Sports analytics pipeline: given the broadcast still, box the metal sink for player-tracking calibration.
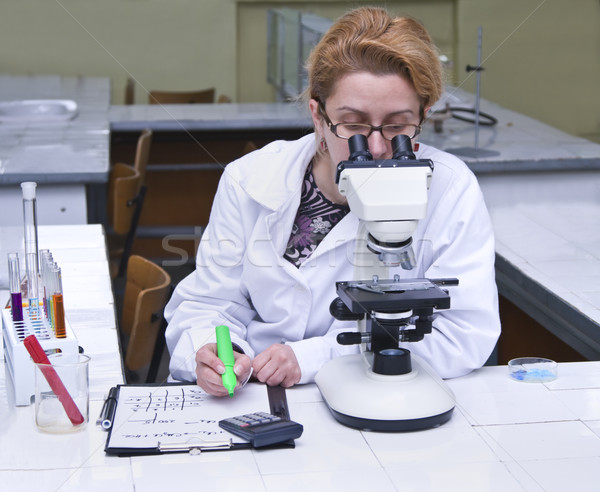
[0,99,78,122]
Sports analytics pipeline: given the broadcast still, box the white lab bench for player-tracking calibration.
[2,224,600,492]
[0,223,599,491]
[479,170,600,358]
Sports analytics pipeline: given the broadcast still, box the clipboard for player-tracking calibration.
[103,382,296,456]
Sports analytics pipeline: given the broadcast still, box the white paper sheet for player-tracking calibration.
[106,383,270,451]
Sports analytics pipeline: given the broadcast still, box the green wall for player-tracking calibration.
[1,0,598,142]
[456,0,600,143]
[0,0,239,105]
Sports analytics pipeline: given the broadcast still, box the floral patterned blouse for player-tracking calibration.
[284,162,350,267]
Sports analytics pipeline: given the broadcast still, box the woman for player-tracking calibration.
[164,7,500,396]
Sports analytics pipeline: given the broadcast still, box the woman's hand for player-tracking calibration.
[195,343,252,397]
[252,343,301,388]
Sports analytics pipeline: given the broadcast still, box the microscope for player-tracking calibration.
[315,134,457,432]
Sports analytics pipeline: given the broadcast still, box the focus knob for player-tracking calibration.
[329,297,363,321]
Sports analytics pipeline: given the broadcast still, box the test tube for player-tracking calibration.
[39,249,52,321]
[21,182,39,273]
[21,182,40,320]
[47,262,58,333]
[53,266,66,338]
[8,253,23,322]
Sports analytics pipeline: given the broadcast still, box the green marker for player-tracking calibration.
[216,325,236,397]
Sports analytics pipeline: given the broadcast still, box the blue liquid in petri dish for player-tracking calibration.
[510,368,556,383]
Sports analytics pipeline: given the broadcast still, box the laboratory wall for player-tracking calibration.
[1,0,599,142]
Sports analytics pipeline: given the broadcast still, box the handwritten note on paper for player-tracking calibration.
[106,384,267,451]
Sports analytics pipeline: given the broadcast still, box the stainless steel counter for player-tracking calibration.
[424,88,600,173]
[0,75,111,224]
[0,75,110,184]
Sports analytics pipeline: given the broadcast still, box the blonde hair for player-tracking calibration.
[305,7,443,120]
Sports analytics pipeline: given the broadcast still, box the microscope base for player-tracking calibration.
[315,353,455,432]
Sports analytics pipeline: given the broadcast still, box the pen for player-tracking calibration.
[23,334,85,425]
[97,387,118,430]
[215,325,236,397]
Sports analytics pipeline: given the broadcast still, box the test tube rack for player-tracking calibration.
[2,308,79,406]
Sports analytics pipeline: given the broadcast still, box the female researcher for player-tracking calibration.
[164,7,500,396]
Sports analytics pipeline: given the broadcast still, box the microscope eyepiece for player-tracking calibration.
[348,134,373,161]
[391,135,416,161]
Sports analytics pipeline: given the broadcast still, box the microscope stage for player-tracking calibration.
[336,278,453,314]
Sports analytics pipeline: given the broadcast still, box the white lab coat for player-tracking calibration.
[165,133,500,384]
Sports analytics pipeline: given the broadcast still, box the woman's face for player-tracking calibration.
[309,71,422,204]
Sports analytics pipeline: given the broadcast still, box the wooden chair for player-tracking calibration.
[107,163,145,278]
[133,128,152,184]
[107,129,152,277]
[120,255,172,383]
[148,88,215,104]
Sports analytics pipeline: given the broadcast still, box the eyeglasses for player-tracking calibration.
[318,102,421,141]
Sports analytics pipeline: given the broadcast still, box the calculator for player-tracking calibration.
[219,411,303,448]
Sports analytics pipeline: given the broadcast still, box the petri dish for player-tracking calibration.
[508,357,557,383]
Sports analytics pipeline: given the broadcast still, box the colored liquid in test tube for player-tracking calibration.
[8,253,23,322]
[53,267,66,338]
